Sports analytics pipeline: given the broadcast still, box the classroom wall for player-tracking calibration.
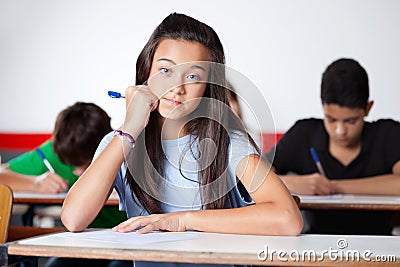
[1,0,399,135]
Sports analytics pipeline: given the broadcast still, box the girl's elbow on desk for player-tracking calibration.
[278,208,303,236]
[61,213,88,232]
[254,202,303,236]
[237,205,303,236]
[264,210,302,236]
[281,194,304,236]
[61,203,90,232]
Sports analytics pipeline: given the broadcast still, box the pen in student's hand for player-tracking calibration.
[35,148,55,173]
[310,147,326,177]
[108,91,125,99]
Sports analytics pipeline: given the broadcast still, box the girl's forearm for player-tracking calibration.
[184,202,302,236]
[62,137,127,231]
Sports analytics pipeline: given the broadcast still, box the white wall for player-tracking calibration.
[1,0,399,134]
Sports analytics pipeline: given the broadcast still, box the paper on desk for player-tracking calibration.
[298,194,400,203]
[13,192,68,199]
[63,229,199,245]
[298,194,344,200]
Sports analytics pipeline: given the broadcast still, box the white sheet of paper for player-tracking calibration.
[298,194,344,201]
[63,229,199,245]
[299,194,400,204]
[13,192,68,199]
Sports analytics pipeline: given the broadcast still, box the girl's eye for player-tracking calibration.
[160,68,171,75]
[187,74,201,81]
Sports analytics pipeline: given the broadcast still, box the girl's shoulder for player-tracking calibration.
[229,129,248,140]
[229,130,255,145]
[93,131,114,160]
[229,130,259,154]
[99,131,115,148]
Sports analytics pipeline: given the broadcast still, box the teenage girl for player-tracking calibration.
[62,12,302,246]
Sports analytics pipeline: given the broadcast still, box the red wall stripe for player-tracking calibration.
[0,132,283,152]
[0,133,52,150]
[261,132,283,153]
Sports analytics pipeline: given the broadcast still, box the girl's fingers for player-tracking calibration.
[113,221,138,232]
[113,216,151,232]
[136,223,158,234]
[112,214,187,234]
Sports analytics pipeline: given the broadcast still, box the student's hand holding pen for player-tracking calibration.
[280,173,335,195]
[120,86,159,140]
[281,147,334,195]
[32,148,69,193]
[33,172,69,193]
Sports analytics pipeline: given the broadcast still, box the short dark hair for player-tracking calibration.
[321,58,369,109]
[53,102,112,166]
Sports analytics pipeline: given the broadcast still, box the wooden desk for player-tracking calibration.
[13,192,119,206]
[298,194,400,211]
[11,192,119,228]
[1,230,400,266]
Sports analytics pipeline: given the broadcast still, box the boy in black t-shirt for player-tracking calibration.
[266,58,400,234]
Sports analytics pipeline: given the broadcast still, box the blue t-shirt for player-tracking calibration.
[94,131,258,267]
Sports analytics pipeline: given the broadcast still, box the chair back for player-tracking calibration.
[0,184,13,243]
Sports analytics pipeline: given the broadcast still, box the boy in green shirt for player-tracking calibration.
[1,102,130,267]
[1,102,126,228]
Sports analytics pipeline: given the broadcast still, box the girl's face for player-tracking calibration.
[148,39,211,120]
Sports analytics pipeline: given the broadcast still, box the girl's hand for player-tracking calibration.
[112,212,187,234]
[121,85,159,139]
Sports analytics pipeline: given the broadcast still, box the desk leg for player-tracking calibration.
[0,244,38,267]
[0,255,38,267]
[20,258,38,267]
[22,206,34,226]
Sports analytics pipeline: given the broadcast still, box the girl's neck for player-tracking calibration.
[159,117,187,140]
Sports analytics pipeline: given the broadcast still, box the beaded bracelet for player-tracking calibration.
[113,129,136,148]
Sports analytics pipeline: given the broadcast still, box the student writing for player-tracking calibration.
[0,102,130,267]
[265,58,400,234]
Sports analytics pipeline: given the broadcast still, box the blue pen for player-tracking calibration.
[310,147,326,177]
[108,91,125,99]
[35,148,55,173]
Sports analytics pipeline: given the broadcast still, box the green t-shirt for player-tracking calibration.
[8,140,127,228]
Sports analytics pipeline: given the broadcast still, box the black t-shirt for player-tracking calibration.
[267,118,400,235]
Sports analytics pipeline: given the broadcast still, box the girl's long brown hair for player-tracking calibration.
[126,13,257,214]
